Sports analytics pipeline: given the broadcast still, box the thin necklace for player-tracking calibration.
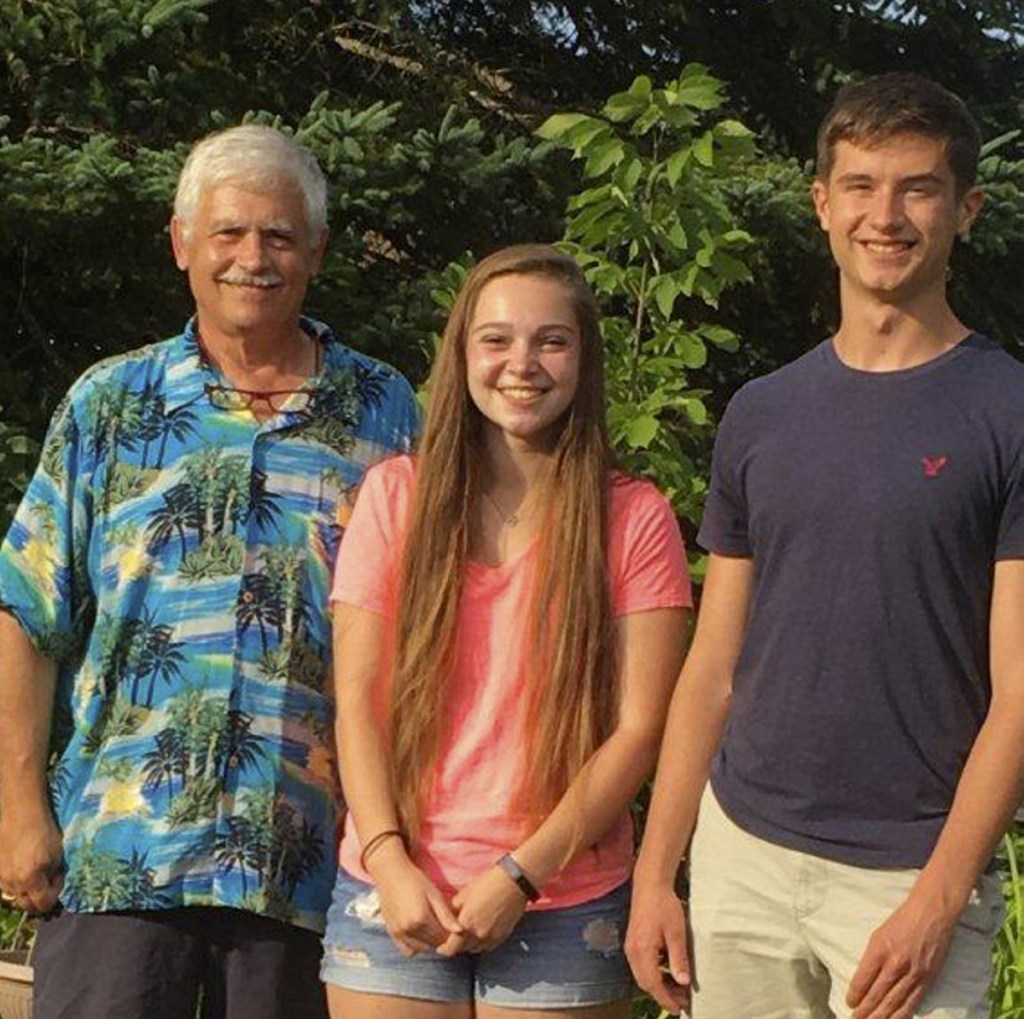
[483,489,525,528]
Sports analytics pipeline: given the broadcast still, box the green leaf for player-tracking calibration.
[660,105,699,130]
[429,288,454,311]
[604,92,649,124]
[535,112,591,141]
[625,415,660,449]
[628,76,653,99]
[566,118,611,155]
[715,119,754,139]
[683,399,708,425]
[651,276,680,319]
[664,145,691,187]
[584,138,625,178]
[673,74,724,111]
[666,220,688,252]
[721,228,754,246]
[672,332,706,368]
[980,129,1021,157]
[679,263,701,297]
[568,198,620,236]
[631,105,664,136]
[614,156,644,193]
[693,131,715,168]
[567,183,613,211]
[711,250,752,283]
[701,325,740,352]
[574,207,626,249]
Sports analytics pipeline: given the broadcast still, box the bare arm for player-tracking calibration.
[848,558,1024,1019]
[517,606,689,880]
[0,609,63,914]
[441,604,689,954]
[625,553,754,1014]
[332,604,461,955]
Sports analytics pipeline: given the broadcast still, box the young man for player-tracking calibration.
[0,125,419,1018]
[626,74,1024,1019]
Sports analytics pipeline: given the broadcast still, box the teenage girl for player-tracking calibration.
[320,244,691,1018]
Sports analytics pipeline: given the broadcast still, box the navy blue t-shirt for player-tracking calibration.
[698,334,1024,868]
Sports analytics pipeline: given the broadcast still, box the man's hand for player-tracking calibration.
[0,802,63,915]
[437,866,528,957]
[846,888,959,1019]
[624,882,692,1015]
[373,856,463,957]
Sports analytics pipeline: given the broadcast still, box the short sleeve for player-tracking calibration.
[996,442,1024,560]
[610,480,693,617]
[369,370,421,455]
[390,376,422,454]
[0,391,94,660]
[697,388,753,557]
[330,457,414,617]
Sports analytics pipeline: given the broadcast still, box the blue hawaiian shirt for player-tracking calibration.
[0,318,419,932]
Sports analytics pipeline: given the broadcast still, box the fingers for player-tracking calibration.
[388,895,463,955]
[847,943,885,1008]
[435,932,476,957]
[29,871,62,915]
[393,932,438,958]
[848,933,936,1019]
[426,886,464,936]
[850,961,930,1019]
[22,885,59,916]
[648,969,690,1015]
[856,975,925,1019]
[0,867,63,916]
[618,913,692,1015]
[663,919,692,989]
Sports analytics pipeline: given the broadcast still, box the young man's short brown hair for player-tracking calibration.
[816,72,981,194]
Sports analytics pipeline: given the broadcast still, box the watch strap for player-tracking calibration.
[496,852,541,902]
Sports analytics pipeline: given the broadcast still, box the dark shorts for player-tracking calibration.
[32,906,327,1019]
[321,869,634,1008]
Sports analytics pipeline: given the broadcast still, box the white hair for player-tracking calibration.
[174,124,327,245]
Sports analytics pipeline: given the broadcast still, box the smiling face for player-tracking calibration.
[812,132,983,310]
[170,180,325,343]
[465,273,582,453]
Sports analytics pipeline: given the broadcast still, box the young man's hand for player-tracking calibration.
[846,887,959,1019]
[624,881,692,1015]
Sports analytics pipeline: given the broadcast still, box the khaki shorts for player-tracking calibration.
[688,785,1003,1019]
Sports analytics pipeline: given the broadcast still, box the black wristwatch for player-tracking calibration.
[496,852,541,902]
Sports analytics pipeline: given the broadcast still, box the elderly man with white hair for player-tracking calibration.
[0,124,419,1018]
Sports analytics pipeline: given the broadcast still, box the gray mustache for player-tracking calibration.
[216,272,284,287]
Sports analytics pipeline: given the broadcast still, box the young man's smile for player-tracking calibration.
[813,132,982,304]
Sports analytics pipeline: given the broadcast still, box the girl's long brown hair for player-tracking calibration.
[389,245,618,840]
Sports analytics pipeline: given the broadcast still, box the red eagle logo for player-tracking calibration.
[922,455,949,478]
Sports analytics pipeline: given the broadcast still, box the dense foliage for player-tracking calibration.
[3,0,1023,527]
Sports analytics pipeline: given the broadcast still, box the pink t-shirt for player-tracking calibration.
[331,455,692,909]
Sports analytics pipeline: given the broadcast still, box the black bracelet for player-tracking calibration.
[496,852,541,902]
[359,829,406,871]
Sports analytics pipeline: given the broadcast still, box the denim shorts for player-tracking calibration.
[320,868,633,1008]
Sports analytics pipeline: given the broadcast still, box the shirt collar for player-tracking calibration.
[163,316,346,414]
[163,318,209,414]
